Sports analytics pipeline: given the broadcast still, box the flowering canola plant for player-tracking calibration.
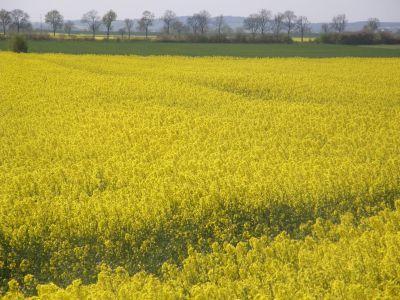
[0,53,400,299]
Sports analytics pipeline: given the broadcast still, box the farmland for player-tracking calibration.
[1,53,400,298]
[1,40,400,57]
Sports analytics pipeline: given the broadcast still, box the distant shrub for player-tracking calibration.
[25,33,52,41]
[318,31,400,45]
[10,35,28,53]
[204,34,230,43]
[20,33,98,42]
[233,31,248,43]
[186,34,214,43]
[340,31,377,45]
[379,32,400,44]
[156,33,293,44]
[255,34,293,44]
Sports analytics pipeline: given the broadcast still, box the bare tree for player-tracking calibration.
[364,18,380,32]
[258,9,272,35]
[124,18,134,39]
[171,20,186,37]
[118,28,125,39]
[0,9,12,35]
[187,15,199,35]
[82,10,101,38]
[161,10,177,35]
[244,14,260,38]
[214,15,225,39]
[197,10,211,35]
[283,10,297,37]
[45,10,63,36]
[11,9,30,33]
[331,14,347,33]
[102,10,117,38]
[64,21,74,36]
[321,23,330,33]
[138,11,154,39]
[272,13,284,37]
[296,16,311,42]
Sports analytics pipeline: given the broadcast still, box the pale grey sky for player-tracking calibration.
[1,0,399,22]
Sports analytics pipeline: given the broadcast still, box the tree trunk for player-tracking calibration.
[145,27,148,39]
[53,28,56,36]
[107,28,110,39]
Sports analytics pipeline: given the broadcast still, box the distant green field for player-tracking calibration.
[360,44,400,50]
[1,40,400,57]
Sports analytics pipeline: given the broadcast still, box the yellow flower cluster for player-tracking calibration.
[0,53,399,298]
[6,203,400,299]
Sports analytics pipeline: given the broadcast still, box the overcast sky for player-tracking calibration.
[1,0,399,22]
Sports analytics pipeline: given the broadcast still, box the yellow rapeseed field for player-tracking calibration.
[1,53,400,299]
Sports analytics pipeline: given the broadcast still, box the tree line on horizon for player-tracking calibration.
[0,8,388,42]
